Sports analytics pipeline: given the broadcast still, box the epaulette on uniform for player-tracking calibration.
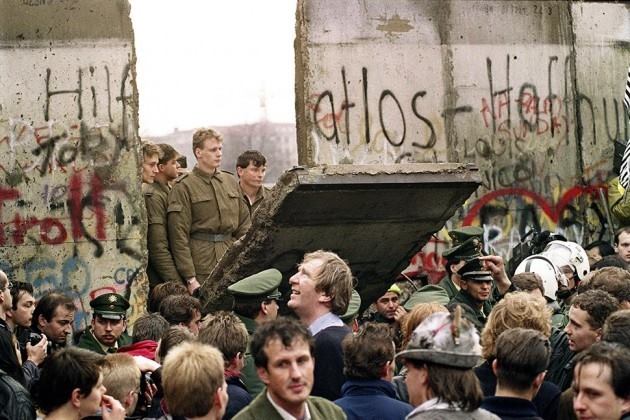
[173,172,190,183]
[141,183,153,196]
[221,169,235,176]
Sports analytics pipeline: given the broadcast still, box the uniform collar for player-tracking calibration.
[193,165,224,183]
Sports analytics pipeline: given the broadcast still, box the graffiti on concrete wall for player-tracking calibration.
[0,58,146,330]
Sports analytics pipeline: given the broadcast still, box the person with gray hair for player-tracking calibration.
[395,306,499,419]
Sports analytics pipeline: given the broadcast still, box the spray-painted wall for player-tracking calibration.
[296,0,630,270]
[0,0,145,330]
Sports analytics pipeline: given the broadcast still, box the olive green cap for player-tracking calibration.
[448,226,484,246]
[403,285,450,310]
[442,237,484,262]
[90,293,129,320]
[227,268,282,302]
[341,290,362,323]
[459,257,493,282]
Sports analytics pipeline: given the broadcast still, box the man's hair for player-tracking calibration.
[148,282,187,313]
[602,309,630,347]
[343,322,393,380]
[0,270,7,289]
[102,353,141,405]
[192,128,223,156]
[162,342,225,418]
[584,267,630,304]
[236,150,266,169]
[494,328,550,392]
[198,311,248,366]
[234,299,267,319]
[592,255,628,270]
[159,294,201,325]
[406,358,483,412]
[132,313,170,343]
[157,143,179,165]
[571,289,620,330]
[34,347,104,414]
[585,240,615,257]
[574,341,630,399]
[301,250,353,315]
[401,303,448,348]
[511,272,545,296]
[157,326,196,363]
[10,281,34,311]
[614,226,630,245]
[32,292,75,327]
[481,292,552,360]
[251,317,314,369]
[142,140,161,159]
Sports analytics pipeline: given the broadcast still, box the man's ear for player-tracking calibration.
[318,293,332,304]
[257,367,270,385]
[38,314,47,329]
[236,167,244,178]
[491,359,499,376]
[70,388,82,409]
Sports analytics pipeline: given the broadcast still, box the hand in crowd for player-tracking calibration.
[26,335,48,365]
[133,355,160,372]
[100,395,126,420]
[479,255,511,293]
[187,276,201,295]
[393,306,407,324]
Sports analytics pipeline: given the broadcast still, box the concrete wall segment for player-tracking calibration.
[0,0,145,331]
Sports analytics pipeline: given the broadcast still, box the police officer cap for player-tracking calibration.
[227,268,282,302]
[404,285,450,310]
[341,290,362,323]
[90,293,129,320]
[448,226,484,246]
[458,257,493,282]
[442,237,484,262]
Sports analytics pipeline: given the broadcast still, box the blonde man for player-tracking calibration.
[102,353,141,416]
[141,141,161,184]
[161,341,228,420]
[475,292,559,420]
[167,128,251,295]
[199,312,251,419]
[288,250,353,400]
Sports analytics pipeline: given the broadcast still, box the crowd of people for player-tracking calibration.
[1,126,630,420]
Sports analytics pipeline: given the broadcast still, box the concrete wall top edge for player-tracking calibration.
[303,0,576,46]
[0,0,133,42]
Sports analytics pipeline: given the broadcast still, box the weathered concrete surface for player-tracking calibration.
[296,0,630,261]
[203,163,480,311]
[0,1,144,330]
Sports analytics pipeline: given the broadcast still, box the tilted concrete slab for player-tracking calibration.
[202,163,480,312]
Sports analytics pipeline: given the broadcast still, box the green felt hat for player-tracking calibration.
[90,293,129,320]
[228,268,283,301]
[442,237,484,262]
[404,285,450,310]
[341,290,361,322]
[448,226,484,246]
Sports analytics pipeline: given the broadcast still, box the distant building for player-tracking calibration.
[152,122,298,184]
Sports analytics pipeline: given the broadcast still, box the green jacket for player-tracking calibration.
[449,284,511,332]
[241,185,271,216]
[237,315,264,397]
[76,329,131,355]
[144,180,182,287]
[233,390,346,420]
[167,167,251,279]
[438,275,460,300]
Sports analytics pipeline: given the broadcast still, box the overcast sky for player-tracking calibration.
[130,0,297,136]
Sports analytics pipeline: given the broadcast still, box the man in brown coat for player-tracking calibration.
[144,143,183,289]
[168,128,251,294]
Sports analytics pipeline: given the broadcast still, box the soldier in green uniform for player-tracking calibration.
[227,268,282,398]
[77,293,131,355]
[438,227,485,300]
[143,143,183,290]
[236,150,271,216]
[449,256,514,331]
[167,128,251,295]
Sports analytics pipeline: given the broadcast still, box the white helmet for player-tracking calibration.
[514,255,568,302]
[541,240,590,281]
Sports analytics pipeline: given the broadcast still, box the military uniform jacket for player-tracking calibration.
[449,286,507,332]
[236,314,264,397]
[144,180,182,287]
[241,184,271,216]
[167,166,251,279]
[233,391,347,420]
[77,328,132,355]
[438,275,460,300]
